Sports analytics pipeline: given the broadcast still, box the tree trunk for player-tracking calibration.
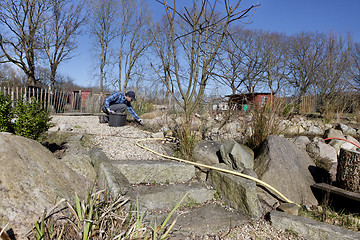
[336,149,360,193]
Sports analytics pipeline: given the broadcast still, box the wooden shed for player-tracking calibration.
[227,93,275,111]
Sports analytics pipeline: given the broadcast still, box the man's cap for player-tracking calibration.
[126,91,136,101]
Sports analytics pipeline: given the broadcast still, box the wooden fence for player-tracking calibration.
[300,95,317,114]
[299,94,360,114]
[0,86,105,113]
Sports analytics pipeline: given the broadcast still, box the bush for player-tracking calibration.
[0,92,13,132]
[14,97,52,140]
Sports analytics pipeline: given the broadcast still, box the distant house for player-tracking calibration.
[226,93,275,111]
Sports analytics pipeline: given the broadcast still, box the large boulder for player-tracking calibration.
[335,123,357,135]
[0,132,90,238]
[307,125,324,135]
[192,140,222,170]
[323,128,345,139]
[220,139,254,171]
[306,138,338,182]
[291,136,311,150]
[254,135,318,207]
[208,163,262,218]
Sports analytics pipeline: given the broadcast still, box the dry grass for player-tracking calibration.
[246,98,291,150]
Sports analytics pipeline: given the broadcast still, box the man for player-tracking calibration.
[100,90,143,125]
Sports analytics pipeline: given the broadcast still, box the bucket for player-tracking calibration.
[108,113,127,127]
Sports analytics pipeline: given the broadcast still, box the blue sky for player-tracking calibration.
[58,0,360,88]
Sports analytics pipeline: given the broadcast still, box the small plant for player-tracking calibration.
[321,101,337,124]
[184,197,198,208]
[28,188,190,239]
[299,205,360,232]
[14,97,52,140]
[0,92,13,132]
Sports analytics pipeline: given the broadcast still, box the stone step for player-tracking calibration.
[111,159,196,184]
[126,181,216,212]
[148,203,249,237]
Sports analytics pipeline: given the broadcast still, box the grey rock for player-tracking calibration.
[336,123,357,135]
[292,136,311,150]
[285,125,306,135]
[220,139,254,171]
[323,128,344,139]
[97,161,132,197]
[329,139,348,154]
[150,204,249,236]
[327,135,360,155]
[254,135,317,207]
[88,147,111,169]
[208,163,262,218]
[60,153,97,182]
[307,140,337,164]
[308,125,324,135]
[192,140,222,170]
[277,202,299,215]
[88,148,131,196]
[0,132,90,238]
[270,210,360,240]
[112,160,195,184]
[343,135,360,152]
[58,122,73,131]
[307,139,338,182]
[127,182,215,212]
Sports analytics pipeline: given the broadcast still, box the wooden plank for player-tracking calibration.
[312,183,360,202]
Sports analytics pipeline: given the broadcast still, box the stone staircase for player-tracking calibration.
[89,148,216,211]
[88,148,249,236]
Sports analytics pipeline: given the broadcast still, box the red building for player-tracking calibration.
[227,93,275,111]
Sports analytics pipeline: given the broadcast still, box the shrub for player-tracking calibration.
[0,92,13,132]
[14,97,52,140]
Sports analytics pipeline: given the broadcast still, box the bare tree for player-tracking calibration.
[87,0,118,92]
[236,29,266,93]
[0,0,50,85]
[41,0,86,92]
[151,15,174,101]
[214,26,245,95]
[287,32,325,100]
[153,0,257,122]
[0,63,27,86]
[262,31,288,95]
[116,0,152,92]
[351,42,360,91]
[313,32,352,114]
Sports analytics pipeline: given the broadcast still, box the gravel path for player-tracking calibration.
[50,114,168,161]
